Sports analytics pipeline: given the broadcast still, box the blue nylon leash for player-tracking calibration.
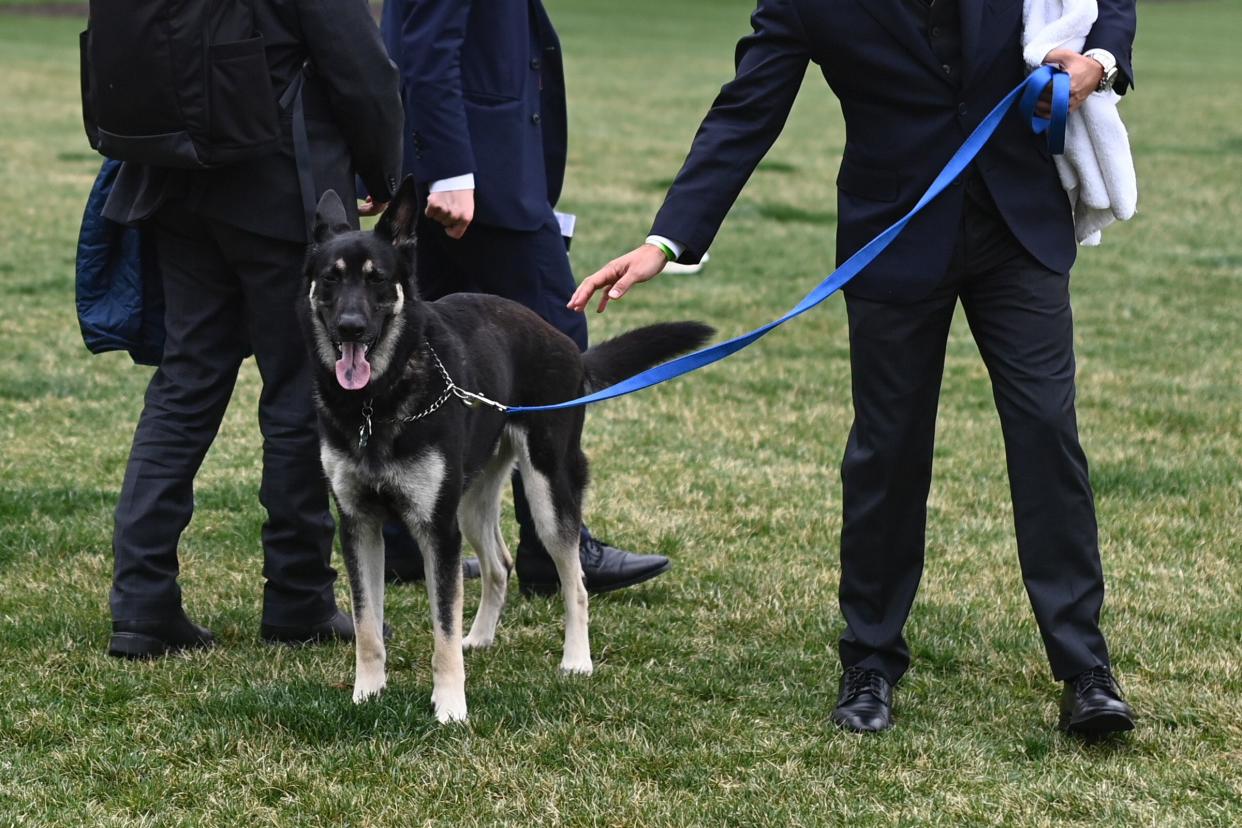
[506,65,1070,414]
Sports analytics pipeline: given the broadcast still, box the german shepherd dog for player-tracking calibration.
[300,182,712,722]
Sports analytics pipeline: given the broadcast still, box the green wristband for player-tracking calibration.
[652,241,676,262]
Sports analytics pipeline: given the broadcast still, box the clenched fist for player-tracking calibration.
[358,196,387,217]
[425,188,475,239]
[1038,49,1106,117]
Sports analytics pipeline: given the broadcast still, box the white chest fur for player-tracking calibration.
[321,443,447,526]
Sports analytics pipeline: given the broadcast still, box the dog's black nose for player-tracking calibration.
[336,313,367,341]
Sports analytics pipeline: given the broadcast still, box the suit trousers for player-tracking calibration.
[838,183,1110,683]
[110,201,338,626]
[414,213,588,350]
[384,213,591,570]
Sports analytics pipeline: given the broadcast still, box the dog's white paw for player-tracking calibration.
[432,689,468,724]
[559,656,594,676]
[352,670,387,704]
[462,631,495,650]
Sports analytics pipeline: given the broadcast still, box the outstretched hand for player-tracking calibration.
[1038,49,1105,117]
[569,244,669,313]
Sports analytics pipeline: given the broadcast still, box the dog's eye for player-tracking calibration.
[365,268,384,284]
[321,270,341,283]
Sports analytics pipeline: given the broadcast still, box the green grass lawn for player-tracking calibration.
[1,1,1240,824]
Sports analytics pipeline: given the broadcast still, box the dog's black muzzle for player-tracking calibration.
[334,311,369,343]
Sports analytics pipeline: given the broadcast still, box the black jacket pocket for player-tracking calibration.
[836,157,902,203]
[208,35,278,150]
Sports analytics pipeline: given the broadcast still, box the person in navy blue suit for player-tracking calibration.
[573,0,1138,735]
[377,0,672,596]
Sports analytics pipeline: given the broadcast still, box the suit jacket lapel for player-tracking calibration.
[960,0,985,86]
[855,0,955,88]
[529,0,559,52]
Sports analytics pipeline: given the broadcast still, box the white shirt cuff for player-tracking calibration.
[645,235,684,260]
[1082,48,1116,72]
[429,173,475,193]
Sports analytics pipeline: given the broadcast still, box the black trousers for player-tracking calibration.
[110,202,337,626]
[414,212,588,350]
[384,213,591,569]
[838,182,1110,682]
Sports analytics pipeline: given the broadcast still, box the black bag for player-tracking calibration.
[80,0,280,169]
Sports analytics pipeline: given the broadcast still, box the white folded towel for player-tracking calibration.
[1022,0,1138,245]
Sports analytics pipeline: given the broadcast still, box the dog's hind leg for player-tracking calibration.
[411,513,469,723]
[340,510,387,703]
[460,438,516,650]
[515,430,592,676]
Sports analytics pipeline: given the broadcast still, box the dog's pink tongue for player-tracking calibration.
[335,342,372,390]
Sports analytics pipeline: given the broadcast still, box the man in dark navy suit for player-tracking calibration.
[573,0,1137,735]
[377,0,672,596]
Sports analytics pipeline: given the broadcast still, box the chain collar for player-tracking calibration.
[357,341,508,450]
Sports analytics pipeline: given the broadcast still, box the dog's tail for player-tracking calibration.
[581,321,715,393]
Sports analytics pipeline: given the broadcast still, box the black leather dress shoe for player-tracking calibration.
[1059,665,1135,736]
[385,556,482,584]
[517,536,671,597]
[830,666,894,733]
[108,611,215,659]
[261,608,391,645]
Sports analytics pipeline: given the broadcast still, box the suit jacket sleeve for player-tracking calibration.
[399,0,476,185]
[649,0,810,264]
[299,0,404,201]
[1084,0,1137,94]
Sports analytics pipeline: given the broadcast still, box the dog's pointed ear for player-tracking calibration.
[313,190,351,243]
[374,175,420,249]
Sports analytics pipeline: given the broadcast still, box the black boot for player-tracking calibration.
[261,608,394,645]
[1059,665,1135,736]
[108,610,214,659]
[517,534,671,597]
[830,667,894,733]
[386,555,482,583]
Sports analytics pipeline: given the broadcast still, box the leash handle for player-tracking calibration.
[507,66,1070,415]
[1020,66,1071,154]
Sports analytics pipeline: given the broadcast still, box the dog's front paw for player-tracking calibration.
[352,671,387,704]
[432,689,468,724]
[559,656,594,676]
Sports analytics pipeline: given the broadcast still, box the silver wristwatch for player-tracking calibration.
[1084,48,1119,93]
